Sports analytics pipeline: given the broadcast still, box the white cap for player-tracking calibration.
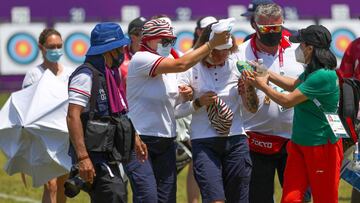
[209,18,235,50]
[199,16,217,28]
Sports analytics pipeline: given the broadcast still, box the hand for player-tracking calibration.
[134,133,148,163]
[78,157,96,184]
[209,31,230,48]
[179,85,193,101]
[199,91,217,106]
[244,72,269,90]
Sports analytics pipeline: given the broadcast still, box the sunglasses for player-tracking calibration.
[161,38,177,47]
[256,24,283,33]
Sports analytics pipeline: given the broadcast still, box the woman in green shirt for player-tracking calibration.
[244,25,343,203]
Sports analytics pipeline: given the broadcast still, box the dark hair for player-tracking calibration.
[192,17,206,47]
[38,28,62,45]
[306,43,337,75]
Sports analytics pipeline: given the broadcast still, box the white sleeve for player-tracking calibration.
[129,52,164,77]
[68,72,92,107]
[175,101,196,119]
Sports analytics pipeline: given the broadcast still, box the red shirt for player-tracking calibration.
[119,45,133,96]
[338,38,360,79]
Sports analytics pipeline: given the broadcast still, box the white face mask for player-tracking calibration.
[295,45,306,64]
[156,43,172,57]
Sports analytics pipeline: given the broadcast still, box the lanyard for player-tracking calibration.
[250,36,284,68]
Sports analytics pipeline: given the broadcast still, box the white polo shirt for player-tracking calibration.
[233,40,303,139]
[177,57,246,140]
[127,51,179,138]
[22,64,73,88]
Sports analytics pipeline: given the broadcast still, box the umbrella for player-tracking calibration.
[0,70,71,187]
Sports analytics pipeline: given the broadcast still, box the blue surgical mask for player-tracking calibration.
[156,43,172,57]
[45,48,63,63]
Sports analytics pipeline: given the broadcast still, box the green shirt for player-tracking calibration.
[292,68,339,146]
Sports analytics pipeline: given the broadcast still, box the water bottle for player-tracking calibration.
[352,142,360,171]
[236,61,254,73]
[255,58,268,77]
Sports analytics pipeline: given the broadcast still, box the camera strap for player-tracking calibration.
[84,62,100,121]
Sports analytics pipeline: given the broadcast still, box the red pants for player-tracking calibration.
[281,139,343,203]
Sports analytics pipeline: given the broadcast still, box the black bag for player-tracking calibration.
[82,63,135,162]
[338,76,360,143]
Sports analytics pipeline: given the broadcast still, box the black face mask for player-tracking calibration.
[258,32,282,47]
[111,50,125,68]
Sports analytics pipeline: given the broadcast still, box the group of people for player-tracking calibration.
[16,0,360,203]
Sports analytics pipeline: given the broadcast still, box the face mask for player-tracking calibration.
[45,48,63,63]
[258,32,282,47]
[111,51,124,68]
[156,43,172,57]
[295,45,306,64]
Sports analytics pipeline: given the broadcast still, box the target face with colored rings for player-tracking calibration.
[233,30,250,46]
[175,31,194,53]
[64,32,90,63]
[7,32,39,65]
[330,28,356,58]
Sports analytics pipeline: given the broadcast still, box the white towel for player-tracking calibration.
[209,18,235,50]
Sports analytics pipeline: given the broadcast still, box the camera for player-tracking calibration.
[64,166,92,198]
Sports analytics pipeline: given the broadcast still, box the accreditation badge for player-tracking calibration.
[324,112,349,138]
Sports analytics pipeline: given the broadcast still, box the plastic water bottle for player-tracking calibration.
[236,61,254,73]
[255,58,268,77]
[352,142,360,171]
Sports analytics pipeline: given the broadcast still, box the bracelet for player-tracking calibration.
[77,155,89,162]
[206,42,213,51]
[194,98,202,108]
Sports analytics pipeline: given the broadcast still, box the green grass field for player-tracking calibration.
[0,93,353,202]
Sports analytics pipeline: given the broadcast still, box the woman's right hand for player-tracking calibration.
[209,31,230,48]
[199,91,217,106]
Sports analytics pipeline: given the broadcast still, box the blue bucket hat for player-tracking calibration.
[86,22,130,56]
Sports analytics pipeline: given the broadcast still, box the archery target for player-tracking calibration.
[0,23,45,75]
[330,28,356,58]
[319,19,360,65]
[64,32,90,63]
[54,23,97,67]
[233,30,250,45]
[175,31,194,53]
[7,32,38,64]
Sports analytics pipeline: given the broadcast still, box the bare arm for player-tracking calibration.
[67,104,88,159]
[247,75,308,108]
[268,70,301,92]
[67,103,96,183]
[154,32,229,75]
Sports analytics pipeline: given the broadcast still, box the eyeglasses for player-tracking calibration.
[161,38,177,47]
[256,24,283,33]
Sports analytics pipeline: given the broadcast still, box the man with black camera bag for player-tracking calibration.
[66,22,147,202]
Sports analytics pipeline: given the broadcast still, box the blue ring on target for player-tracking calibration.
[175,31,194,53]
[233,30,250,45]
[7,32,39,65]
[330,28,356,58]
[64,32,90,63]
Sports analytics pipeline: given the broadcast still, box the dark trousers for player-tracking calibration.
[125,136,176,203]
[192,135,252,203]
[249,144,287,203]
[89,163,126,203]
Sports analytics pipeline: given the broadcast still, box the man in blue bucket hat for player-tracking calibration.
[66,22,147,202]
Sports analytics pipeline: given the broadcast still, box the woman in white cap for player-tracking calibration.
[125,18,229,203]
[177,20,258,203]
